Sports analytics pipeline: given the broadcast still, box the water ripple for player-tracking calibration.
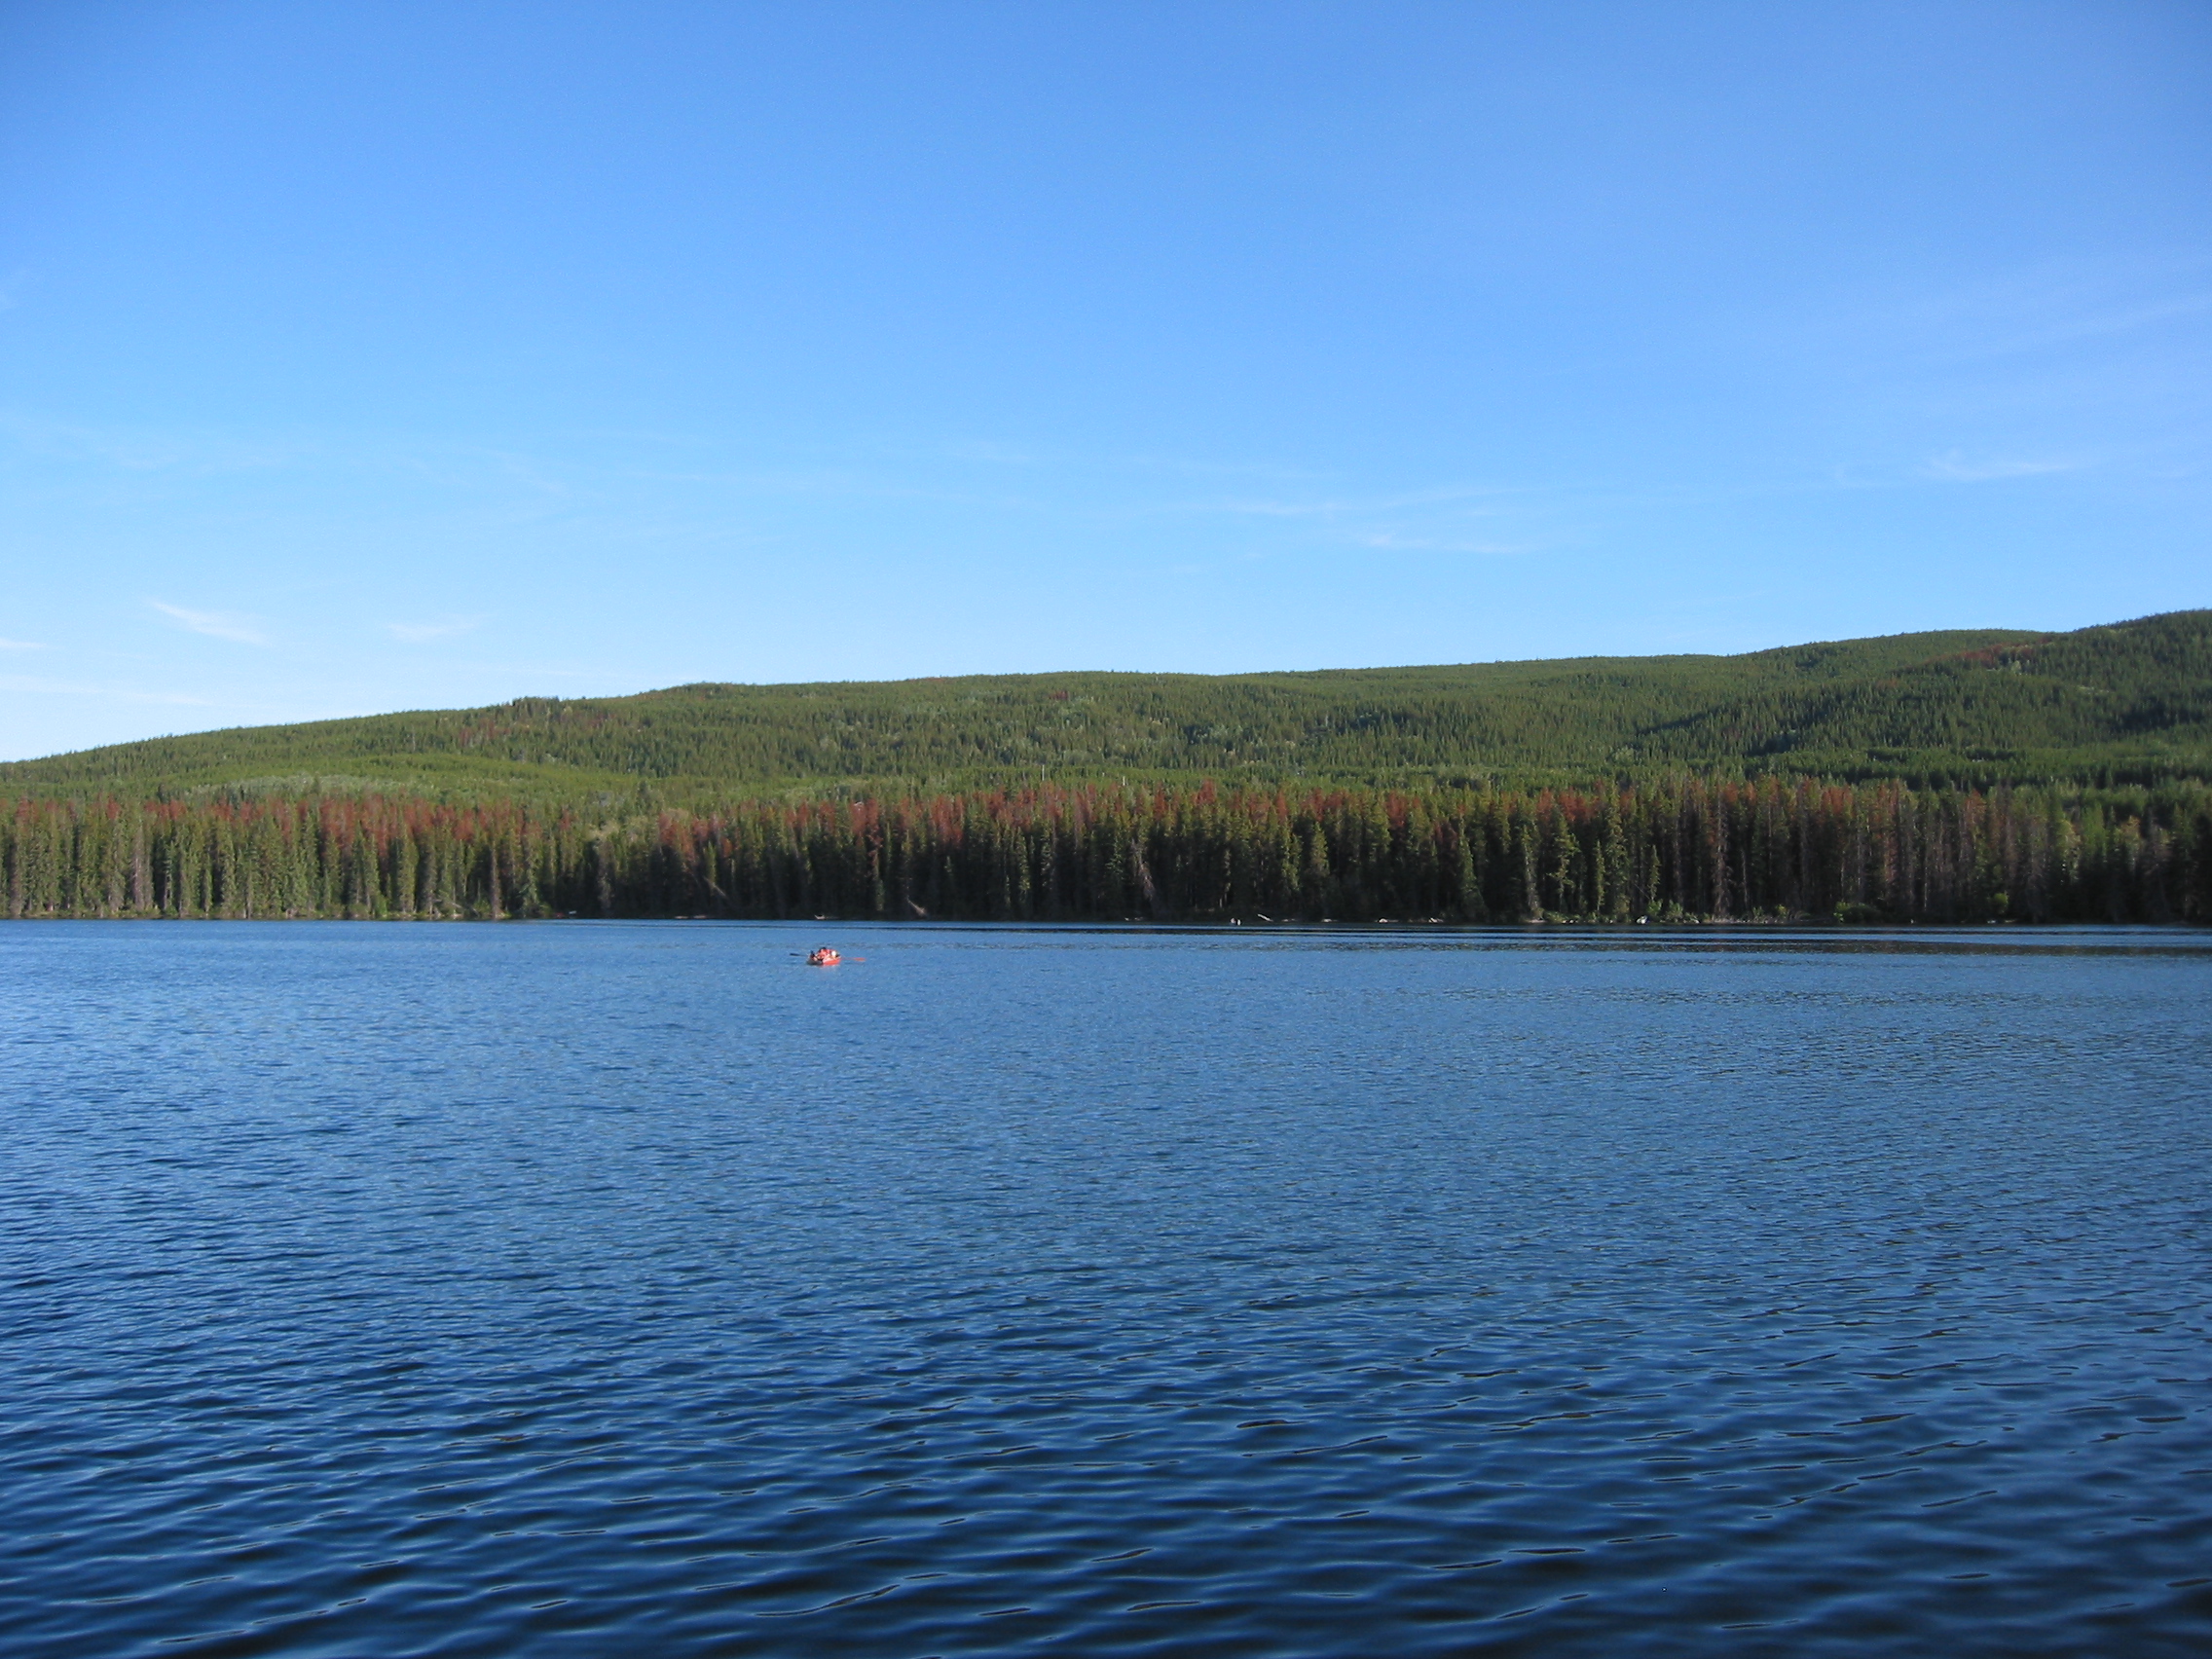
[1,921,2207,1656]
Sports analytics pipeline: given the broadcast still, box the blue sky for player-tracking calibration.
[2,2,2207,759]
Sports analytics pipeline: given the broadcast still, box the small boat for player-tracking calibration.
[805,946,842,967]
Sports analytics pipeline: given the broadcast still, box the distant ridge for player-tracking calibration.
[5,610,2207,802]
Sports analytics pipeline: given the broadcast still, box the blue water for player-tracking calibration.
[2,922,2207,1657]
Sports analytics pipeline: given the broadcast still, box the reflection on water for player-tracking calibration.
[2,922,2207,1657]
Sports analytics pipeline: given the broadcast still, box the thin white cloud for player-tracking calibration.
[923,438,1328,482]
[149,601,269,645]
[1354,531,1530,556]
[1904,275,2212,362]
[1,411,296,474]
[943,439,1041,466]
[0,674,219,706]
[1920,452,2081,483]
[386,616,480,644]
[1775,252,2212,374]
[0,637,44,649]
[1204,484,1511,520]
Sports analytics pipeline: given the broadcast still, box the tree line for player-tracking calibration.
[5,611,2203,804]
[5,777,2207,925]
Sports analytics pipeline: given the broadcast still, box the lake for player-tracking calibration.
[2,921,2207,1657]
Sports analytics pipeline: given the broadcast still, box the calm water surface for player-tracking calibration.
[2,922,2207,1657]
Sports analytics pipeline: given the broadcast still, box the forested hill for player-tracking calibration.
[6,610,2207,802]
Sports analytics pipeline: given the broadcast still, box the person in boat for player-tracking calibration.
[806,946,841,966]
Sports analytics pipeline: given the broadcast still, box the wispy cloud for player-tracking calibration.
[1904,274,2212,364]
[1202,484,1511,520]
[1353,531,1530,555]
[386,616,479,644]
[942,438,1042,467]
[1,411,297,474]
[0,674,219,707]
[1171,482,1542,557]
[925,437,1328,483]
[149,601,269,645]
[0,637,44,650]
[1779,252,2212,374]
[1919,452,2081,483]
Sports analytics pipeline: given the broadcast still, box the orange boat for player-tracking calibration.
[805,946,842,966]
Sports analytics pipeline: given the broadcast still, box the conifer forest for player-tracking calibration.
[4,609,2207,926]
[5,778,2205,926]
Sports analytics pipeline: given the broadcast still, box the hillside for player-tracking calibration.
[4,610,2207,802]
